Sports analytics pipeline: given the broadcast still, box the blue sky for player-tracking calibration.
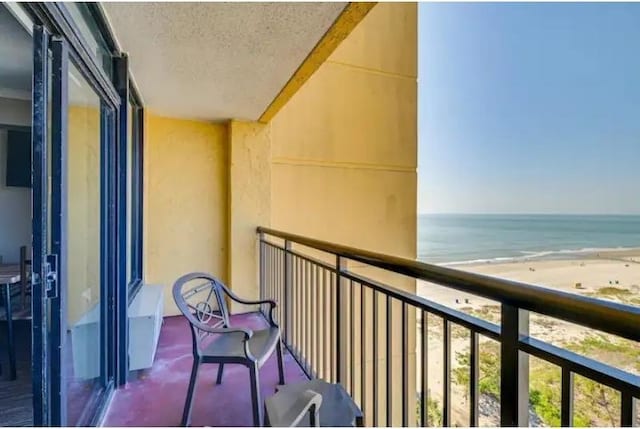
[418,3,640,215]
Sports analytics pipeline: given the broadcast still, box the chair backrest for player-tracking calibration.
[19,246,29,285]
[172,272,231,353]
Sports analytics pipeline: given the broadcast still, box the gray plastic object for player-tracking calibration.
[172,272,285,427]
[265,389,322,427]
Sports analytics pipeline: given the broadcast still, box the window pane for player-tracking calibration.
[66,61,104,425]
[126,98,133,284]
[64,3,112,79]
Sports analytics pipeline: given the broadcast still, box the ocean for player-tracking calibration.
[417,214,640,265]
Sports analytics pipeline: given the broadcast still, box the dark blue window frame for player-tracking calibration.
[113,54,145,386]
[128,86,144,302]
[21,0,146,422]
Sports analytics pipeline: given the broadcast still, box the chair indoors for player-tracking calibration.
[172,272,285,427]
[19,246,31,310]
[0,246,32,310]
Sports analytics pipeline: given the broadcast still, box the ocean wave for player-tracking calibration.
[518,246,631,259]
[439,246,638,266]
[441,256,523,266]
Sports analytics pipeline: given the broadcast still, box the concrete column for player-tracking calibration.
[227,120,271,313]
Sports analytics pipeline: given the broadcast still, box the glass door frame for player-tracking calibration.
[44,33,118,428]
[24,3,124,426]
[31,23,50,427]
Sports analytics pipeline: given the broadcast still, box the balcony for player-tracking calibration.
[103,227,639,427]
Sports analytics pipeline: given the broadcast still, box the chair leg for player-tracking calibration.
[181,358,200,426]
[276,341,285,385]
[216,363,224,385]
[249,363,263,427]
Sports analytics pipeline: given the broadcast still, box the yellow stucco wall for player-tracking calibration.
[143,111,228,316]
[226,120,272,312]
[269,2,417,259]
[67,105,101,326]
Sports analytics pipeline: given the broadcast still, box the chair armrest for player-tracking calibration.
[223,286,277,308]
[197,324,254,340]
[218,283,279,327]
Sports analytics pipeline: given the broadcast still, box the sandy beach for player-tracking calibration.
[415,249,640,426]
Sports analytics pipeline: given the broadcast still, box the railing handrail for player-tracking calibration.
[257,226,640,342]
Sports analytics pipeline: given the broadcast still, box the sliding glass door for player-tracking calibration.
[25,3,140,425]
[64,59,114,426]
[31,26,117,427]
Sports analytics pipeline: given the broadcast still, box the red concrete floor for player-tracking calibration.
[103,313,307,427]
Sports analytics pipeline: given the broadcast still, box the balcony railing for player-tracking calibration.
[257,227,640,427]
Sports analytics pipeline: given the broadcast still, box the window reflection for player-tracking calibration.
[126,99,133,285]
[66,61,104,426]
[64,3,112,79]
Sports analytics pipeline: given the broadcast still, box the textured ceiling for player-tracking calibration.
[102,2,347,121]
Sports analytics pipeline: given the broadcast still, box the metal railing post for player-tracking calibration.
[284,240,292,344]
[336,255,346,386]
[258,232,265,315]
[500,304,530,427]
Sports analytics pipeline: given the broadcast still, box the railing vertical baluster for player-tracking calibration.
[318,267,324,379]
[500,305,530,427]
[312,264,318,377]
[561,367,573,427]
[329,270,333,381]
[264,245,268,311]
[276,248,280,326]
[309,264,315,376]
[402,302,409,426]
[443,319,451,427]
[308,261,313,375]
[259,234,265,315]
[273,246,276,319]
[336,256,345,386]
[301,258,304,362]
[294,256,299,357]
[300,259,305,368]
[470,331,479,427]
[621,392,636,427]
[310,262,315,376]
[278,248,282,325]
[330,270,335,383]
[321,268,327,379]
[267,245,271,309]
[386,295,393,426]
[281,249,284,327]
[361,284,366,423]
[350,279,355,397]
[296,258,307,362]
[287,255,297,354]
[299,257,303,360]
[421,311,428,427]
[281,248,284,327]
[315,265,321,378]
[305,261,311,374]
[273,247,277,322]
[373,291,379,427]
[281,243,287,337]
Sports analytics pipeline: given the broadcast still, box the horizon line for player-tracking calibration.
[418,211,640,216]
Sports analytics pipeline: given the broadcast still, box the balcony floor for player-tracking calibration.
[103,313,307,427]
